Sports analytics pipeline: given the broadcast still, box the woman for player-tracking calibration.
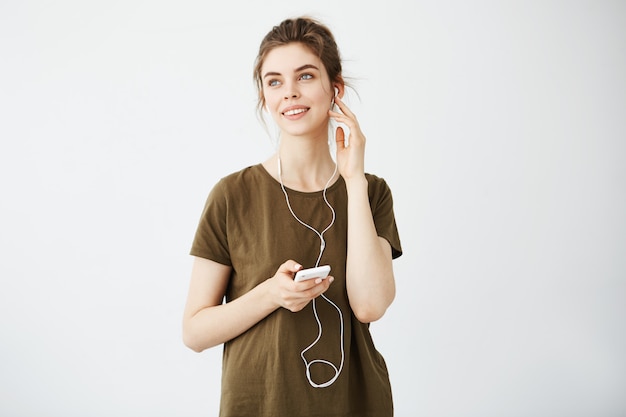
[183,16,402,416]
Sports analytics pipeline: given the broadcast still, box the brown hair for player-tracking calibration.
[253,17,345,117]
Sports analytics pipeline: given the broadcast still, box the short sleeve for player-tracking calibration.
[189,179,232,266]
[368,175,403,259]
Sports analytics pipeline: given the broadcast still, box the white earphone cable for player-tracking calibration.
[277,156,345,388]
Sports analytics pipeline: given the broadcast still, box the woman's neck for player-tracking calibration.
[265,137,338,192]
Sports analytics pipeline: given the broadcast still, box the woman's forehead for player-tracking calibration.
[262,43,323,73]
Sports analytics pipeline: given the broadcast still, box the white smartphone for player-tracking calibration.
[294,265,331,282]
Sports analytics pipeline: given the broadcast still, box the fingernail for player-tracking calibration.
[329,277,335,283]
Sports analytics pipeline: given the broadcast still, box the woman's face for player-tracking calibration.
[261,43,336,139]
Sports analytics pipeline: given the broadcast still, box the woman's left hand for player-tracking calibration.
[330,97,366,182]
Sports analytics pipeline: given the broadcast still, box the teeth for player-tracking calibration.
[284,108,308,116]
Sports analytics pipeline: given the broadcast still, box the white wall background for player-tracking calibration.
[1,1,624,416]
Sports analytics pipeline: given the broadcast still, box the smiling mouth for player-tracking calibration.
[282,108,309,116]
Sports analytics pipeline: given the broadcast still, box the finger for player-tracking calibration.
[279,260,302,275]
[320,276,335,287]
[312,275,335,285]
[295,275,334,293]
[333,96,357,119]
[335,126,345,148]
[316,276,335,297]
[299,277,334,299]
[329,112,359,133]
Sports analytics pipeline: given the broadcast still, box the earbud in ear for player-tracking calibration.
[330,87,339,109]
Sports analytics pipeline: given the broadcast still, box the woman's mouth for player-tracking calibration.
[282,106,310,117]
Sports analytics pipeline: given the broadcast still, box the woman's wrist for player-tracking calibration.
[344,175,368,194]
[257,278,282,311]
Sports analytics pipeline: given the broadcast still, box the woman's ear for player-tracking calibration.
[333,83,345,99]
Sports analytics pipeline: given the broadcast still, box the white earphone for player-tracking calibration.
[277,157,345,388]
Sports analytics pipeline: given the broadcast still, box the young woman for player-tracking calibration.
[183,16,402,416]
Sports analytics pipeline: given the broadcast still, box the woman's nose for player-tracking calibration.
[284,85,299,99]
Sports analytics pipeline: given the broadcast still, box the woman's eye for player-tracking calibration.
[300,73,313,81]
[268,79,281,87]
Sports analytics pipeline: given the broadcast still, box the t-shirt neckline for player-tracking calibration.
[255,163,345,198]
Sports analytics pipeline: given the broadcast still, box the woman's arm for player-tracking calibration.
[344,178,395,323]
[182,257,334,352]
[182,257,275,352]
[331,97,396,323]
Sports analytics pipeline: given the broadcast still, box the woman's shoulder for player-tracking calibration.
[219,164,263,182]
[364,172,392,192]
[364,172,386,184]
[362,172,399,207]
[212,164,274,195]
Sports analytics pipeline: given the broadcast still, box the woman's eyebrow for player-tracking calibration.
[263,64,320,79]
[295,64,319,72]
[263,71,280,79]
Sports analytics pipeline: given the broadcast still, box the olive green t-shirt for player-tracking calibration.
[190,164,402,417]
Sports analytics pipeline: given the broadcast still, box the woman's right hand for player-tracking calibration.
[267,260,334,312]
[183,257,335,352]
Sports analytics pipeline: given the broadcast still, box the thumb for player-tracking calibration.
[280,260,302,275]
